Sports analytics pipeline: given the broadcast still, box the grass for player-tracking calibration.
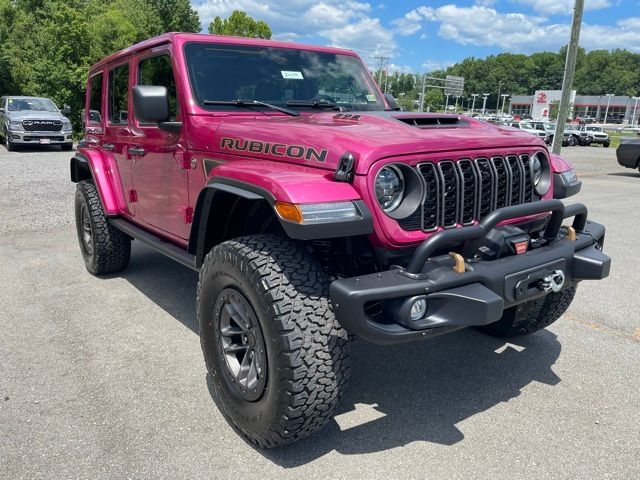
[605,131,638,149]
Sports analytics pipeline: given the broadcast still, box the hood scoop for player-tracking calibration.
[394,115,469,129]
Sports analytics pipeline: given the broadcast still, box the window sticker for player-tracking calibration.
[281,70,304,80]
[366,94,376,102]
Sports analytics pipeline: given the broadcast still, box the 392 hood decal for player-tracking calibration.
[220,137,328,163]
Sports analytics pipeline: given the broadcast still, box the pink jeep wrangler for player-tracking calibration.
[71,33,610,447]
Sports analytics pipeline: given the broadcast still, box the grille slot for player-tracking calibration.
[402,154,536,232]
[22,120,62,132]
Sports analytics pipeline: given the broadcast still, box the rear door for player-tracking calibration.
[129,49,190,240]
[104,62,137,216]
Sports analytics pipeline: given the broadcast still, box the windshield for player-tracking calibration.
[519,122,533,129]
[184,42,385,112]
[7,97,58,112]
[586,126,602,132]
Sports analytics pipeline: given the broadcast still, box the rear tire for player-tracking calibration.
[477,286,577,338]
[198,235,350,448]
[74,181,131,275]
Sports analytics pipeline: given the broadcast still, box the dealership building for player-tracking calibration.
[509,90,639,123]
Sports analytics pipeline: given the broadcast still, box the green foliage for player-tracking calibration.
[208,10,272,39]
[0,0,201,129]
[150,0,200,33]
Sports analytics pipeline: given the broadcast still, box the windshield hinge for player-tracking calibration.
[334,152,355,183]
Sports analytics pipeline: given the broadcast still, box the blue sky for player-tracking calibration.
[193,1,640,72]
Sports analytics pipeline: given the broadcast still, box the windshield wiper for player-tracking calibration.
[286,100,344,111]
[202,99,300,117]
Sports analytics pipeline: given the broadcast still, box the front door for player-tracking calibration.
[128,51,190,240]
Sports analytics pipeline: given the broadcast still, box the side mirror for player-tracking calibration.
[132,85,181,133]
[384,93,402,111]
[61,104,71,115]
[133,85,169,123]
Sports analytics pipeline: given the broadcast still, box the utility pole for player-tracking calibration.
[419,75,427,112]
[552,0,584,154]
[632,96,640,125]
[445,94,450,111]
[374,56,388,90]
[496,80,503,112]
[471,93,478,115]
[481,93,489,115]
[454,95,460,112]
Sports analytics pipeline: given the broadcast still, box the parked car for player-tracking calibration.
[0,96,73,151]
[564,124,592,146]
[578,125,610,147]
[616,139,640,172]
[508,121,551,144]
[531,122,574,146]
[70,32,610,447]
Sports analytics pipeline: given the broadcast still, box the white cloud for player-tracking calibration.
[395,4,640,53]
[514,0,611,15]
[195,0,398,61]
[422,60,456,72]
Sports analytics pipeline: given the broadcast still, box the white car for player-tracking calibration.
[508,121,551,144]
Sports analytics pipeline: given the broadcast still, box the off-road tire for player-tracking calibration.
[74,181,131,275]
[603,141,610,148]
[477,286,577,338]
[198,235,350,448]
[61,142,74,151]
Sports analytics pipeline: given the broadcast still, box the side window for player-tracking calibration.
[109,64,129,124]
[88,73,103,125]
[138,55,178,121]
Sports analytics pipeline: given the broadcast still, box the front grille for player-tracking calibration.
[22,120,62,132]
[399,154,536,232]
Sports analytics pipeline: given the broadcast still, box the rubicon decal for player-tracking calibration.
[220,137,328,163]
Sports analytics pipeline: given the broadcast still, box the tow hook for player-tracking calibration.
[539,270,566,293]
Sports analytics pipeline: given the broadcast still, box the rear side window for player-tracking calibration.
[88,73,103,125]
[109,64,129,124]
[138,55,178,121]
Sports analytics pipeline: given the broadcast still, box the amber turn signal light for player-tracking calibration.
[275,202,303,223]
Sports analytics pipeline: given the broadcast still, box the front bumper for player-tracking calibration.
[8,131,72,144]
[330,201,610,345]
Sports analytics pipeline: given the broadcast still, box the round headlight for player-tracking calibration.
[530,152,551,196]
[375,165,404,212]
[531,154,543,186]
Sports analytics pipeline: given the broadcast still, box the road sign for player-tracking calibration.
[445,75,465,96]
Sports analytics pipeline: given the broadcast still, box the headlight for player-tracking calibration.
[530,152,551,196]
[8,120,22,130]
[375,165,404,212]
[62,121,72,131]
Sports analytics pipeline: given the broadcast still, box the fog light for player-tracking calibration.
[410,297,427,321]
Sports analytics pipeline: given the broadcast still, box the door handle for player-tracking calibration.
[101,142,114,151]
[128,146,146,157]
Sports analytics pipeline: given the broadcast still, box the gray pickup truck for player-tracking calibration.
[0,96,73,151]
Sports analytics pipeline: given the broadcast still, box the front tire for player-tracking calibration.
[198,235,350,448]
[6,135,16,151]
[603,141,610,148]
[61,142,73,151]
[74,181,131,275]
[477,286,577,338]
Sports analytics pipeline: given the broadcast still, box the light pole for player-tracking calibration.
[454,95,460,113]
[632,96,639,125]
[603,93,614,124]
[481,93,489,115]
[496,80,504,111]
[445,94,450,111]
[500,94,509,115]
[471,93,479,115]
[418,74,427,112]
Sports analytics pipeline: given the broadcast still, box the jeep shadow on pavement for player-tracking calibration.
[70,32,610,448]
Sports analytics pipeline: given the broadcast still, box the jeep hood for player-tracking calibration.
[212,111,547,175]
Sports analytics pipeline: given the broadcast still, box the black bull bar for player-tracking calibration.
[329,200,610,345]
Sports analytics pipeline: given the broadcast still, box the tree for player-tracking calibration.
[208,10,271,39]
[150,0,200,33]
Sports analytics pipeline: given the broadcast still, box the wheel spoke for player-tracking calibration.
[220,325,244,337]
[223,343,248,354]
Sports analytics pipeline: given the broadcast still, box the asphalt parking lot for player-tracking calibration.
[1,144,639,479]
